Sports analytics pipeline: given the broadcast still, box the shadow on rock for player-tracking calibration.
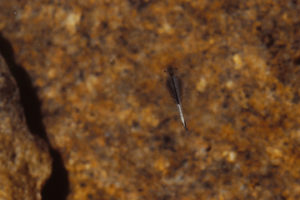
[0,33,69,200]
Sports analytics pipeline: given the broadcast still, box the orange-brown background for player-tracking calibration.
[0,0,299,199]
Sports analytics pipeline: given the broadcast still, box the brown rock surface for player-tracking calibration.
[0,0,300,199]
[0,55,51,199]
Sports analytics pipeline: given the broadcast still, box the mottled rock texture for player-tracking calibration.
[0,55,51,200]
[0,0,300,200]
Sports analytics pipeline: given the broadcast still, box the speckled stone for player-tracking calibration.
[0,55,51,200]
[0,0,299,200]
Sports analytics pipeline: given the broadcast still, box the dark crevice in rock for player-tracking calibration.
[128,0,155,11]
[0,33,69,200]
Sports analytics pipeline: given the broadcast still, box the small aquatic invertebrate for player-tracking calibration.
[166,67,188,131]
